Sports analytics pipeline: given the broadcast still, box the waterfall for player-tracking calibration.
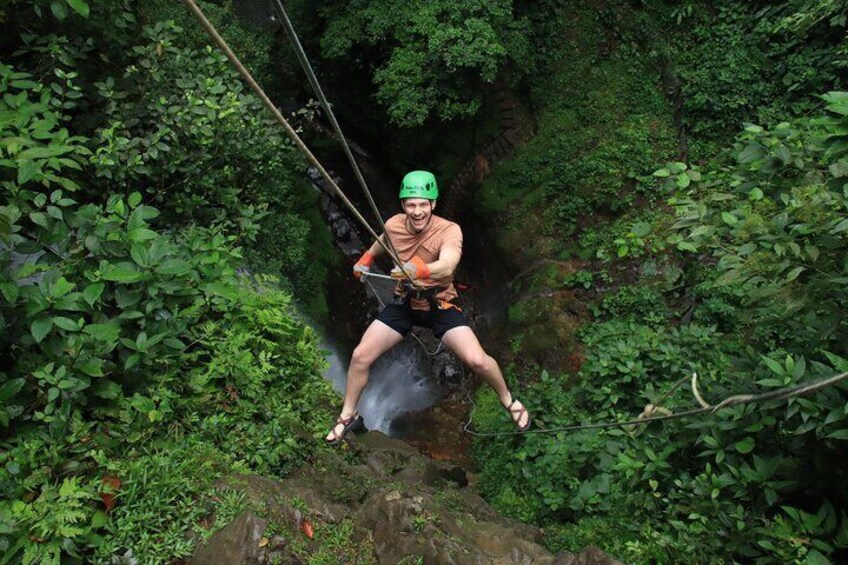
[321,336,440,434]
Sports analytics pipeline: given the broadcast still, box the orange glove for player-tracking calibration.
[390,256,431,281]
[353,252,375,280]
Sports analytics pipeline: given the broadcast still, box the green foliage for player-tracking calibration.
[94,442,248,563]
[475,88,848,563]
[665,1,847,145]
[91,21,287,223]
[310,0,531,127]
[476,5,676,249]
[8,477,97,565]
[667,108,848,352]
[0,11,338,560]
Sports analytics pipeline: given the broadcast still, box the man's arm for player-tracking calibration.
[425,246,460,279]
[367,234,388,258]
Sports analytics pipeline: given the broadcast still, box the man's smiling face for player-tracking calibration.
[402,198,435,233]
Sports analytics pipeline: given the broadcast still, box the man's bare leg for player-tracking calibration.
[326,320,404,442]
[441,325,530,429]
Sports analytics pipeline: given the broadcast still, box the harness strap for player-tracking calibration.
[394,284,459,310]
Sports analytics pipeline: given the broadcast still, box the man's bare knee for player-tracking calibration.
[350,344,376,370]
[465,353,490,374]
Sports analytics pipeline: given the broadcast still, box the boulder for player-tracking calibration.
[191,511,267,565]
[202,432,621,564]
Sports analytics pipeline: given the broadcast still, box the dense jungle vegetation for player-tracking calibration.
[1,0,847,563]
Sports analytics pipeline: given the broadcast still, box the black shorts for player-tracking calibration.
[376,301,470,340]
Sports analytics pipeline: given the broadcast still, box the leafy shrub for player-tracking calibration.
[310,0,532,126]
[0,44,336,562]
[475,96,848,563]
[94,441,248,563]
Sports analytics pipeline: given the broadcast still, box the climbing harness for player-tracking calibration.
[362,273,444,357]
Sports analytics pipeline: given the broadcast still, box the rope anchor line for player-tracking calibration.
[181,0,415,284]
[464,370,848,437]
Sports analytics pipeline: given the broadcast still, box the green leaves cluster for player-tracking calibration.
[310,0,530,126]
[0,4,338,559]
[668,98,848,350]
[475,93,848,563]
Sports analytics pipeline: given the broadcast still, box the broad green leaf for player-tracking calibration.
[51,0,68,19]
[128,228,156,242]
[31,316,53,342]
[91,511,109,529]
[822,351,848,372]
[129,394,155,413]
[156,259,192,276]
[101,262,143,283]
[784,266,805,283]
[630,222,651,237]
[57,378,77,390]
[51,276,74,299]
[130,244,149,267]
[690,225,714,239]
[84,322,120,343]
[793,356,806,380]
[128,192,142,207]
[677,241,698,253]
[10,79,39,89]
[52,316,79,331]
[826,429,848,440]
[805,549,832,565]
[831,218,848,234]
[91,380,121,399]
[0,282,19,303]
[66,0,90,18]
[761,355,786,376]
[16,146,70,160]
[0,378,25,401]
[78,358,104,377]
[721,212,738,226]
[83,282,105,306]
[29,211,48,227]
[164,337,186,349]
[735,437,755,454]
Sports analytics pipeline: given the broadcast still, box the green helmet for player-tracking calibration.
[399,170,438,200]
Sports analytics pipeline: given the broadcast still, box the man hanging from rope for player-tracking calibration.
[326,170,531,444]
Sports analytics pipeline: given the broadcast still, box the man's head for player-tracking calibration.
[399,170,438,233]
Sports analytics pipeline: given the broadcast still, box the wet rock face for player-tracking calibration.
[191,432,623,564]
[191,511,269,565]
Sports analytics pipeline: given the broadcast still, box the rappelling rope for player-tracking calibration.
[270,0,406,270]
[181,0,415,285]
[462,370,848,437]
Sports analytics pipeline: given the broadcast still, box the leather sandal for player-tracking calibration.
[325,412,361,446]
[506,396,531,432]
